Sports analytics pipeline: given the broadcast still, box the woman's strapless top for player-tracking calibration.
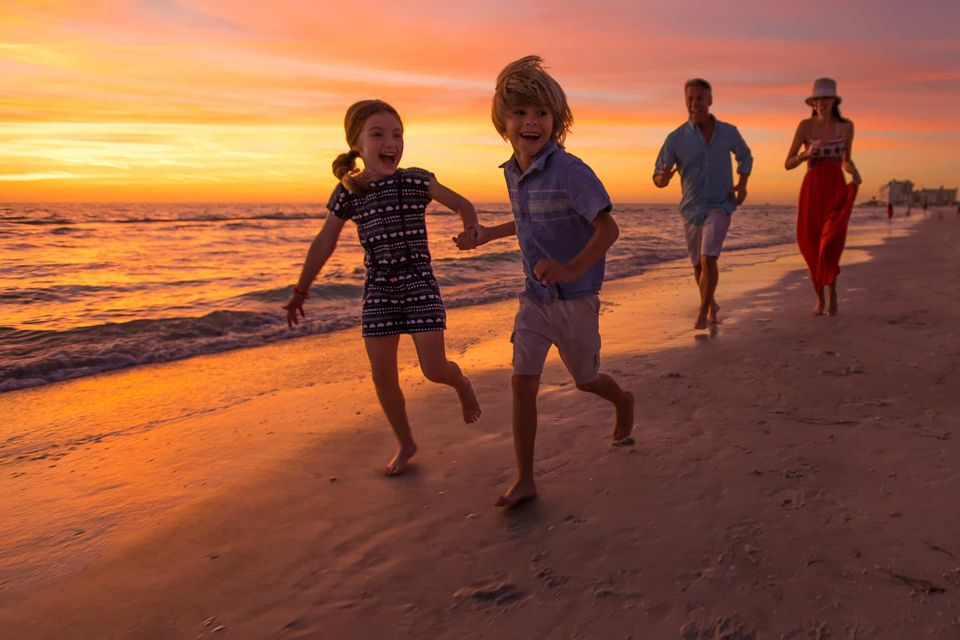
[808,137,846,161]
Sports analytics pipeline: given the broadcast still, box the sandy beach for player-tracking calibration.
[2,214,958,639]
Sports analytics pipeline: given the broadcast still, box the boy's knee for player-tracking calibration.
[511,375,539,398]
[575,379,599,393]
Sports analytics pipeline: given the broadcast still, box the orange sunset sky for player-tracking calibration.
[2,0,959,204]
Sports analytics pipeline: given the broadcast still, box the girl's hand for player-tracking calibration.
[807,139,823,156]
[283,294,306,329]
[453,225,482,250]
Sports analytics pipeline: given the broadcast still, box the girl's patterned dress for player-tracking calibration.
[327,168,446,337]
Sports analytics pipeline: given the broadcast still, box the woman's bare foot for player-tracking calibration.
[812,289,825,316]
[384,442,417,476]
[826,284,838,316]
[612,391,635,445]
[456,377,481,423]
[494,478,538,508]
[708,302,720,325]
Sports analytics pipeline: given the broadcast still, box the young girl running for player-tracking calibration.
[284,99,481,476]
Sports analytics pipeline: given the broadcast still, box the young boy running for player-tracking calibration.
[456,56,634,507]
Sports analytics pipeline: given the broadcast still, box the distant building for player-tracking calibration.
[912,186,957,207]
[879,180,913,205]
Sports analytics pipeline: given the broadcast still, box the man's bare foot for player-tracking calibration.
[694,308,709,330]
[826,285,838,316]
[494,479,537,508]
[612,391,635,445]
[708,302,720,325]
[456,377,481,423]
[384,442,417,476]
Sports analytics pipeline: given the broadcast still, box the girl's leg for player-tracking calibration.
[364,334,416,476]
[411,330,481,423]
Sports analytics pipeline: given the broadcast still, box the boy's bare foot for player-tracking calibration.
[708,302,720,325]
[384,442,417,476]
[612,391,635,445]
[494,479,537,508]
[456,377,481,423]
[694,308,709,330]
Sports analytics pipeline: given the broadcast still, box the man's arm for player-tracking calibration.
[653,139,676,188]
[731,127,753,205]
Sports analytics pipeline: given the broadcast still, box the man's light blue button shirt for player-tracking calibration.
[654,117,753,226]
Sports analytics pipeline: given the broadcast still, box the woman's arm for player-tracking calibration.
[284,213,347,328]
[841,121,861,184]
[785,120,814,170]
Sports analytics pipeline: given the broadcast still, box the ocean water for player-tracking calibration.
[0,202,894,393]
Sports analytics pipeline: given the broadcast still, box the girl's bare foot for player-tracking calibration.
[612,391,635,445]
[456,377,481,423]
[384,442,417,476]
[494,479,537,508]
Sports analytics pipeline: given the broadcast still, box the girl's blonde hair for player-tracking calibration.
[332,99,403,193]
[492,55,573,147]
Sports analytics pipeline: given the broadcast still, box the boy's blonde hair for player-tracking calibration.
[492,55,573,147]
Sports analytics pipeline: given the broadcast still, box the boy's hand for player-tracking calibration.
[453,225,486,250]
[534,258,577,285]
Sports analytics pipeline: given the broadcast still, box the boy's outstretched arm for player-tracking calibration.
[453,220,516,250]
[535,208,618,284]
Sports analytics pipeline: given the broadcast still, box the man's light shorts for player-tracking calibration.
[511,293,601,385]
[684,208,731,266]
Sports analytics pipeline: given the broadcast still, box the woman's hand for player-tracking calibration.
[283,293,306,329]
[843,160,862,185]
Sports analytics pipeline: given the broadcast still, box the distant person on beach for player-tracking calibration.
[284,99,481,476]
[888,202,894,220]
[785,78,862,316]
[455,56,634,507]
[653,78,753,330]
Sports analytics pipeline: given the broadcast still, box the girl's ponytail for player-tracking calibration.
[332,149,359,180]
[334,99,402,194]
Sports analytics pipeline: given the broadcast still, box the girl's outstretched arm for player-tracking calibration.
[284,213,347,329]
[429,178,479,230]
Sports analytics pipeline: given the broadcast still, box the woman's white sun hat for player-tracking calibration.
[806,77,842,105]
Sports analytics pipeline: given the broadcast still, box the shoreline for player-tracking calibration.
[3,215,957,638]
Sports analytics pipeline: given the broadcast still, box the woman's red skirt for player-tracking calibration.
[797,160,858,291]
